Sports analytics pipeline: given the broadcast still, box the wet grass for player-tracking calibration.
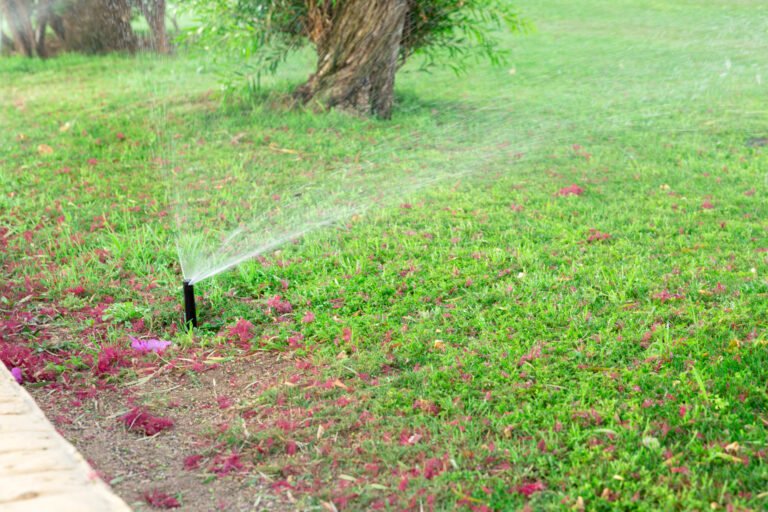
[2,0,768,510]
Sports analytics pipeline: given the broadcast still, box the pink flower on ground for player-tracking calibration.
[422,458,446,479]
[518,344,542,366]
[653,289,684,303]
[227,319,254,342]
[267,295,293,315]
[287,333,304,348]
[143,490,180,508]
[66,286,86,296]
[121,407,174,436]
[587,229,611,243]
[302,311,315,323]
[515,480,546,497]
[210,452,245,475]
[95,346,130,375]
[399,431,422,446]
[557,184,584,196]
[10,367,22,384]
[183,455,203,471]
[217,396,234,409]
[130,336,172,354]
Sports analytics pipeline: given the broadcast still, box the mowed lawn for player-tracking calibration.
[1,0,768,510]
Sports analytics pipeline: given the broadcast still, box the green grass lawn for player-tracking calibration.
[2,0,768,510]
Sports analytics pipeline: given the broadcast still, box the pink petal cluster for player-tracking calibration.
[121,407,174,436]
[130,336,172,354]
[557,184,584,196]
[227,319,254,342]
[267,295,293,314]
[587,229,611,242]
[515,480,546,497]
[143,489,180,508]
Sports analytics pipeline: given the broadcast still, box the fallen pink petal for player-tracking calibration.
[515,481,546,497]
[557,184,584,196]
[121,407,174,436]
[130,336,172,354]
[143,489,181,509]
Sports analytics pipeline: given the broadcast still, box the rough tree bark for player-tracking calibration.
[137,0,169,54]
[0,0,35,57]
[294,0,408,119]
[61,0,136,54]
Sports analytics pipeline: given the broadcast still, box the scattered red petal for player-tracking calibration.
[266,295,293,315]
[556,184,584,196]
[227,318,254,343]
[515,480,546,497]
[587,229,611,243]
[121,407,174,436]
[65,286,86,296]
[95,346,131,375]
[217,396,234,409]
[210,452,245,475]
[183,454,203,471]
[144,490,180,508]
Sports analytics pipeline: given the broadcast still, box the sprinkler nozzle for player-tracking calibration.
[183,280,197,327]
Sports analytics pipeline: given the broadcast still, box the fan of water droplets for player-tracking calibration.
[147,0,767,285]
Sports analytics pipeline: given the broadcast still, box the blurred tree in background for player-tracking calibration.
[183,0,526,118]
[1,0,525,119]
[0,0,169,56]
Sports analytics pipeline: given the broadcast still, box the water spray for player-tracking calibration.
[183,280,197,327]
[159,3,767,293]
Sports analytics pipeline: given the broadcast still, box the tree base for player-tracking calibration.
[294,0,407,119]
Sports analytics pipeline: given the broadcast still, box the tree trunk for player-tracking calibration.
[49,12,66,42]
[34,0,53,58]
[1,30,14,51]
[60,0,136,54]
[138,0,169,54]
[0,0,35,57]
[294,0,407,119]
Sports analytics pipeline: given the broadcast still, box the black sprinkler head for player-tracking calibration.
[183,280,197,328]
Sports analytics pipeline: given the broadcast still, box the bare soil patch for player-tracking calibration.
[30,352,297,511]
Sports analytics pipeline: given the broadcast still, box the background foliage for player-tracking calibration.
[179,0,527,80]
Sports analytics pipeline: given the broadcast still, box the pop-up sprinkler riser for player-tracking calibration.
[183,280,197,327]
